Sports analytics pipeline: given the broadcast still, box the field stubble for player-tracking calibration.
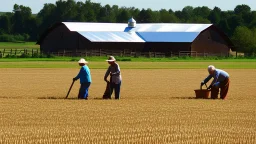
[0,68,255,143]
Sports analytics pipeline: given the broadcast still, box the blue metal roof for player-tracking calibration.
[62,22,212,42]
[77,31,144,42]
[136,32,200,42]
[63,22,212,32]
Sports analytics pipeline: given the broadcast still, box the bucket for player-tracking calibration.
[194,89,210,99]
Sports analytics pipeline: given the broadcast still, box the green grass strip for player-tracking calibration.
[0,61,255,69]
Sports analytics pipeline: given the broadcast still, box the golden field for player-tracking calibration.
[0,68,256,143]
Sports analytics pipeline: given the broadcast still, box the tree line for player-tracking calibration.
[0,0,255,53]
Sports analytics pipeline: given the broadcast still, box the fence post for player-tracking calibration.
[15,49,17,56]
[3,49,5,57]
[10,49,12,55]
[0,51,2,58]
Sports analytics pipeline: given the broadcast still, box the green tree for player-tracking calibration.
[188,16,211,23]
[54,0,78,21]
[181,6,194,22]
[116,8,130,23]
[249,11,256,28]
[234,4,251,15]
[234,5,251,26]
[0,15,12,34]
[26,16,39,41]
[128,7,140,21]
[227,15,244,34]
[75,2,86,21]
[12,4,33,34]
[174,10,184,22]
[231,26,254,53]
[218,19,231,36]
[251,28,256,54]
[151,10,160,22]
[37,3,56,38]
[137,8,154,23]
[208,7,221,24]
[85,1,97,22]
[193,6,211,19]
[159,9,173,23]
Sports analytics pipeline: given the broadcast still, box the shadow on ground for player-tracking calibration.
[169,96,211,100]
[37,97,109,100]
[38,96,74,100]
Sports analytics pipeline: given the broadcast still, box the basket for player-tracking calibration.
[194,89,210,99]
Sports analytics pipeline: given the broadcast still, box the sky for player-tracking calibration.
[0,0,255,14]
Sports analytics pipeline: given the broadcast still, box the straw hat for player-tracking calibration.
[106,56,116,62]
[78,58,88,64]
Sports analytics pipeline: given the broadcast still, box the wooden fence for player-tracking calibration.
[0,48,231,58]
[178,51,230,57]
[0,49,40,57]
[49,50,230,57]
[49,49,167,57]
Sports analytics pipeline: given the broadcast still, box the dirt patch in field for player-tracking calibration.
[0,68,255,100]
[0,68,256,143]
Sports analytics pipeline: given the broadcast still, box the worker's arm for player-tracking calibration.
[73,67,83,81]
[104,67,111,82]
[202,75,213,84]
[111,64,121,76]
[211,71,220,87]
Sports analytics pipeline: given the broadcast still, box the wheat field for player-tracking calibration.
[0,68,255,143]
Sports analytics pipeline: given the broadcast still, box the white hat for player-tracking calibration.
[78,58,88,64]
[106,56,116,62]
[208,65,216,72]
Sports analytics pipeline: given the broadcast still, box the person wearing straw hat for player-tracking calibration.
[200,65,230,99]
[104,56,122,99]
[73,58,92,99]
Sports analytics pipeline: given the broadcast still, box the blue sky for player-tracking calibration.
[0,0,255,14]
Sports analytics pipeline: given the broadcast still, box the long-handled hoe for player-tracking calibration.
[65,80,75,99]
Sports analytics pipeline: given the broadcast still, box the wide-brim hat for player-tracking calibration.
[106,56,116,62]
[78,58,88,64]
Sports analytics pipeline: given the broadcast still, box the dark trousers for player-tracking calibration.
[78,82,91,99]
[211,78,230,99]
[110,81,121,99]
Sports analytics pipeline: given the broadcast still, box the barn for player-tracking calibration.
[37,18,235,57]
